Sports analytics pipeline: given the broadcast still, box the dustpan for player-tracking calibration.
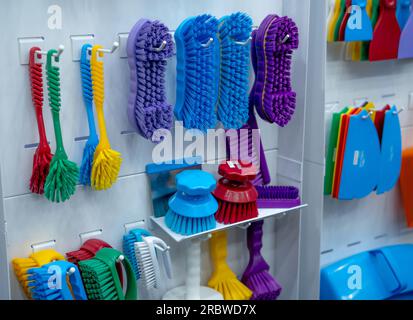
[398,10,413,59]
[338,109,381,200]
[369,0,401,61]
[324,107,349,195]
[376,106,402,194]
[400,148,413,227]
[345,0,373,41]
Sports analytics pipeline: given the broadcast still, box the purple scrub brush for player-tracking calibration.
[127,19,174,141]
[242,220,282,300]
[252,15,299,127]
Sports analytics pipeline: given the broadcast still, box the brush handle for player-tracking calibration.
[209,231,230,271]
[46,49,67,158]
[246,221,270,273]
[80,44,98,141]
[90,45,110,149]
[29,47,49,148]
[185,239,201,300]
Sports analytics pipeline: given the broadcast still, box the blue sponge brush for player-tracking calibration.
[216,12,252,129]
[174,14,219,131]
[79,44,99,185]
[165,170,218,236]
[123,228,152,279]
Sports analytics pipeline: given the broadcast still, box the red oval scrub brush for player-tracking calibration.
[28,47,52,194]
[213,161,258,224]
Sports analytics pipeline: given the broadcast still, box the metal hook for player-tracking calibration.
[201,37,214,48]
[35,45,65,59]
[361,111,374,120]
[87,41,119,54]
[67,267,76,276]
[393,107,404,115]
[281,34,290,44]
[233,36,252,46]
[152,40,167,52]
[117,255,125,263]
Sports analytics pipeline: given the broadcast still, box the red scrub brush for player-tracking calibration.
[28,47,52,194]
[213,161,258,224]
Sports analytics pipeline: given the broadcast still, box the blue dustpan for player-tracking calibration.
[376,106,402,195]
[345,0,373,42]
[338,110,381,200]
[397,0,411,29]
[399,10,413,58]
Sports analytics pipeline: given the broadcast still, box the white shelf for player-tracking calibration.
[150,204,308,243]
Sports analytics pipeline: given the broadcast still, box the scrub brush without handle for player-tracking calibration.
[174,14,219,131]
[208,231,252,300]
[134,236,172,291]
[44,49,79,202]
[79,248,137,300]
[79,44,99,186]
[216,12,252,129]
[28,47,52,194]
[90,45,122,190]
[241,220,282,300]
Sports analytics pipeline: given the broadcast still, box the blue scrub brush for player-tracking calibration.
[216,12,252,129]
[174,14,219,131]
[28,261,87,300]
[79,44,99,185]
[123,228,152,279]
[165,170,218,236]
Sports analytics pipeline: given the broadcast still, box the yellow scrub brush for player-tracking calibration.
[208,231,252,300]
[90,45,122,190]
[12,249,65,298]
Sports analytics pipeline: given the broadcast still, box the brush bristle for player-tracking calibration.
[79,259,120,300]
[44,158,79,202]
[242,271,282,300]
[27,268,64,300]
[165,209,216,236]
[217,12,252,129]
[215,200,258,224]
[176,14,218,131]
[123,234,140,279]
[209,273,252,300]
[134,241,156,289]
[13,258,38,298]
[256,186,299,200]
[91,148,122,190]
[79,140,98,186]
[30,146,52,195]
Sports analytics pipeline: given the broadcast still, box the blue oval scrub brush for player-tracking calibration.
[165,170,218,236]
[28,261,87,300]
[122,228,152,279]
[79,44,99,186]
[216,12,252,129]
[175,14,219,131]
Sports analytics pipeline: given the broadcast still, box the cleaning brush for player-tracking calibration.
[256,185,301,208]
[123,228,152,279]
[135,235,172,290]
[174,14,219,131]
[127,19,175,141]
[213,161,259,224]
[90,45,122,190]
[27,261,87,300]
[252,15,299,126]
[79,248,137,300]
[241,220,282,300]
[216,12,252,129]
[12,249,65,298]
[44,49,79,202]
[28,47,53,194]
[165,170,218,236]
[79,44,99,186]
[208,231,252,300]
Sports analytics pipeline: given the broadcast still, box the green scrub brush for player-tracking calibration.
[44,49,79,202]
[79,248,137,300]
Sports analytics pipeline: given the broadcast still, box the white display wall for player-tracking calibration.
[322,40,413,267]
[0,0,325,300]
